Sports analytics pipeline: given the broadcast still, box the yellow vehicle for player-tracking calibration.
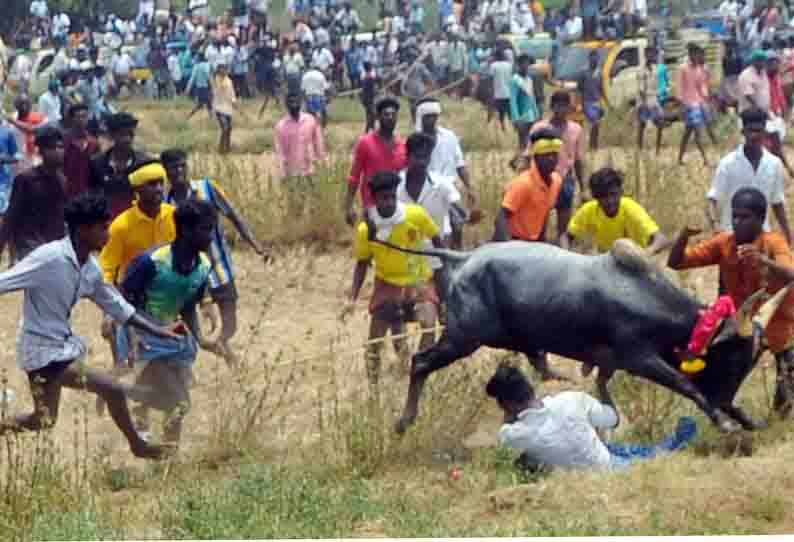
[552,35,721,121]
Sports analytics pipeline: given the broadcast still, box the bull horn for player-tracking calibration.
[752,282,794,331]
[736,288,768,337]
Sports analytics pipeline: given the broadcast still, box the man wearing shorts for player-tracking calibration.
[677,43,710,166]
[185,52,213,120]
[636,46,668,154]
[162,148,269,368]
[301,64,329,128]
[510,53,541,152]
[531,90,585,242]
[0,194,181,460]
[578,50,604,151]
[490,48,513,132]
[346,171,443,385]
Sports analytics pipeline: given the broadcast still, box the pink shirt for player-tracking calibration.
[273,112,327,179]
[677,63,709,106]
[348,132,408,208]
[530,119,584,179]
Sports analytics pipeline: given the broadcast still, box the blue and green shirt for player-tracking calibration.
[122,244,211,324]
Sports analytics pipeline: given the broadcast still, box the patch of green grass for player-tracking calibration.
[158,463,444,539]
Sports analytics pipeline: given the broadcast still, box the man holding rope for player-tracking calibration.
[346,170,444,384]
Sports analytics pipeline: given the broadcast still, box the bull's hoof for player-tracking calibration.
[716,416,741,434]
[743,418,769,431]
[412,357,433,376]
[395,416,415,435]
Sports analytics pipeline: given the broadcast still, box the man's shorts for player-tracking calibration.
[369,278,440,321]
[210,281,239,303]
[216,112,232,131]
[494,98,510,116]
[195,86,212,106]
[638,103,664,125]
[27,360,74,386]
[584,101,604,123]
[306,94,327,115]
[684,105,706,128]
[115,325,198,369]
[582,0,600,17]
[555,172,577,210]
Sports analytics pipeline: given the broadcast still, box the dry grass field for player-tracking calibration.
[1,92,794,540]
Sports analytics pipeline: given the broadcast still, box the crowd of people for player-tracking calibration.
[3,0,794,474]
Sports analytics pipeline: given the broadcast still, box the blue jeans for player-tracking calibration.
[607,416,697,469]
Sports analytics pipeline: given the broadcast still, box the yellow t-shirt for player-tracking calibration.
[355,204,440,287]
[567,197,659,253]
[99,203,177,284]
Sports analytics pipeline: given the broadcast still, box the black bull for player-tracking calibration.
[385,239,790,435]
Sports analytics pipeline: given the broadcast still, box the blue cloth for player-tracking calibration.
[582,0,600,17]
[115,324,198,369]
[684,105,706,128]
[0,126,19,213]
[555,172,577,210]
[584,102,604,123]
[607,416,697,469]
[306,94,327,114]
[345,48,364,76]
[638,103,664,124]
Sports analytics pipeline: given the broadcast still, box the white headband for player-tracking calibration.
[415,100,442,131]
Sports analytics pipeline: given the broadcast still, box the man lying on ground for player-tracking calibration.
[486,364,697,471]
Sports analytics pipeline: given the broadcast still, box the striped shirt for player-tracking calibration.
[166,179,235,289]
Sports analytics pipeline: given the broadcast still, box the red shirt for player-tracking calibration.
[348,132,407,208]
[63,132,100,200]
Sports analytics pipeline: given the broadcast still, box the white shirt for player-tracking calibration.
[220,44,236,67]
[720,0,739,16]
[37,91,62,124]
[301,69,328,96]
[563,16,584,41]
[707,145,786,232]
[168,54,183,81]
[205,44,222,69]
[112,53,133,75]
[633,0,648,17]
[315,26,330,46]
[397,172,460,268]
[428,126,465,179]
[392,15,406,33]
[498,391,619,471]
[30,0,48,18]
[490,60,513,100]
[52,13,71,35]
[11,55,32,81]
[312,48,334,71]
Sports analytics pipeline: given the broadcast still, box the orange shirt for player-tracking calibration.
[502,165,562,242]
[678,232,794,353]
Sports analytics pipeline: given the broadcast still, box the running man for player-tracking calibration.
[0,194,181,459]
[115,199,216,445]
[162,148,269,368]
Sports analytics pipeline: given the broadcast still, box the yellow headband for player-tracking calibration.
[129,162,167,188]
[532,138,563,155]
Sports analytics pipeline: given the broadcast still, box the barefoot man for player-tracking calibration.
[0,194,181,459]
